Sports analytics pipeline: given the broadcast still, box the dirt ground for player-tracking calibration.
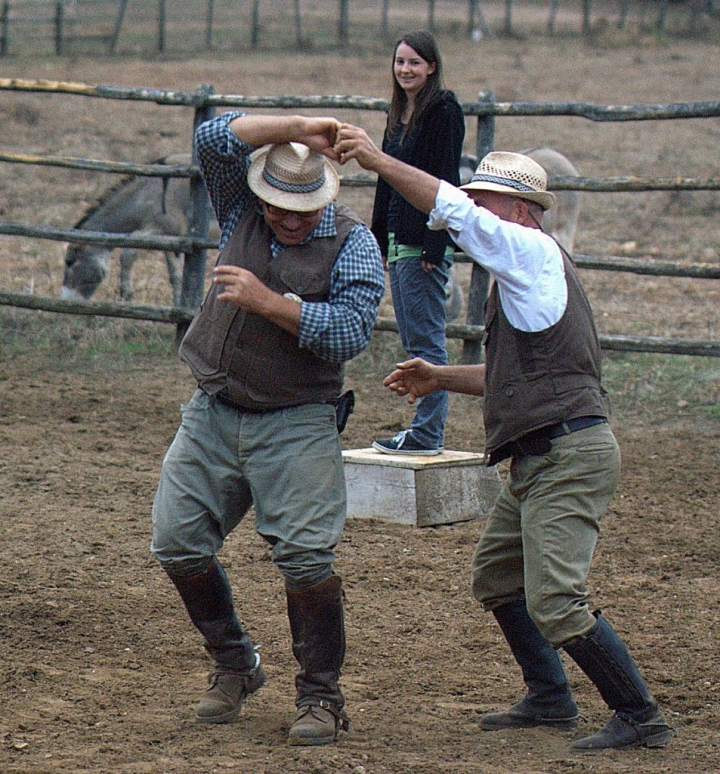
[1,14,719,774]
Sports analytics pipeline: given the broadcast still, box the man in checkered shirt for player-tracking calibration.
[151,111,383,746]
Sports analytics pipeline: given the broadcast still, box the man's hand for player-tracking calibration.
[383,358,440,405]
[299,116,342,159]
[213,265,301,336]
[214,265,271,313]
[335,123,440,215]
[385,359,487,401]
[335,124,383,170]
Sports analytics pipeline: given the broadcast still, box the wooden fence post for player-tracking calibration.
[1,0,10,55]
[338,0,349,45]
[618,0,630,29]
[294,0,302,46]
[582,0,592,34]
[109,0,129,54]
[462,88,495,365]
[504,0,513,36]
[548,0,559,34]
[205,0,214,50]
[176,84,215,347]
[158,0,166,53]
[468,0,493,39]
[55,0,64,55]
[251,0,260,48]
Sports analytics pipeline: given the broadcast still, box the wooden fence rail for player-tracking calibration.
[0,78,719,358]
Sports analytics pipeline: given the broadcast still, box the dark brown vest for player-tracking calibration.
[180,203,361,410]
[483,250,607,456]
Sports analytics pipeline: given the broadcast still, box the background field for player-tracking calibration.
[0,5,719,773]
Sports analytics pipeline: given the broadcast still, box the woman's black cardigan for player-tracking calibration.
[371,89,465,266]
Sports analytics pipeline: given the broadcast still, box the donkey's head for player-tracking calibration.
[60,244,112,300]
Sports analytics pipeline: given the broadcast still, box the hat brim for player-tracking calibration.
[460,179,555,211]
[248,144,340,213]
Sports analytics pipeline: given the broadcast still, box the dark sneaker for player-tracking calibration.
[196,652,265,724]
[287,701,350,746]
[372,430,442,456]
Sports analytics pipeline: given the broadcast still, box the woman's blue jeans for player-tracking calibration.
[388,253,451,449]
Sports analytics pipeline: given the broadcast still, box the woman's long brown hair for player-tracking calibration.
[387,30,445,142]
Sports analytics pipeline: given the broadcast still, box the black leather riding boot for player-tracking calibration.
[286,574,350,745]
[481,600,579,731]
[563,612,675,750]
[167,557,257,671]
[167,558,265,723]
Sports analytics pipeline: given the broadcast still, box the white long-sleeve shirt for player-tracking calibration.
[428,180,568,332]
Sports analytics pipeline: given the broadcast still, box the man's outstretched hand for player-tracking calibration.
[335,124,382,170]
[383,358,440,405]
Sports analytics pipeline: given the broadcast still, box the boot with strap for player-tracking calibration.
[167,557,265,724]
[563,611,676,751]
[286,574,350,746]
[481,600,579,731]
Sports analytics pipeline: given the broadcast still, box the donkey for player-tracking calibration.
[447,146,581,321]
[60,154,214,305]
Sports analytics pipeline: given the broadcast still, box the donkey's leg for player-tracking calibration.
[164,251,183,306]
[119,248,139,301]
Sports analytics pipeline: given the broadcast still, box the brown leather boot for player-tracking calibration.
[196,652,266,724]
[286,575,350,746]
[289,700,349,746]
[167,559,265,724]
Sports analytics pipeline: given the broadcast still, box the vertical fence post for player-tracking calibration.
[176,84,216,347]
[0,0,8,56]
[582,0,592,34]
[294,0,302,46]
[158,0,166,53]
[110,0,129,54]
[468,0,493,39]
[503,0,513,36]
[251,0,260,48]
[428,0,435,33]
[55,0,64,55]
[461,89,494,365]
[656,0,670,31]
[205,0,214,50]
[381,0,390,40]
[547,0,559,34]
[618,0,629,29]
[338,0,349,45]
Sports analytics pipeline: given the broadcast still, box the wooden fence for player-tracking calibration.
[0,77,719,360]
[1,1,717,57]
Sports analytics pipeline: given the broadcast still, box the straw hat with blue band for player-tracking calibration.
[460,151,556,212]
[248,141,340,212]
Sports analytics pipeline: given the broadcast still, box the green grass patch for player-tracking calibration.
[602,351,720,422]
[0,307,177,372]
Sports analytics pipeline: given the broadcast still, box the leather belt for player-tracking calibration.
[542,415,608,440]
[497,416,608,462]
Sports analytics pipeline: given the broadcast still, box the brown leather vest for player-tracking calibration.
[483,250,607,456]
[180,203,361,410]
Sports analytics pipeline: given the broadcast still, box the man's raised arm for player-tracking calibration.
[336,124,441,215]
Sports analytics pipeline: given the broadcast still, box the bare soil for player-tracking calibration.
[1,22,719,774]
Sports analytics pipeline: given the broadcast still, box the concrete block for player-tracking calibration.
[342,448,502,527]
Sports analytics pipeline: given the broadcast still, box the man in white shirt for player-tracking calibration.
[335,128,674,753]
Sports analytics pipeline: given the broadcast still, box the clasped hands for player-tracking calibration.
[297,117,379,170]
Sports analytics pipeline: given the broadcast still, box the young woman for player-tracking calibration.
[371,30,465,455]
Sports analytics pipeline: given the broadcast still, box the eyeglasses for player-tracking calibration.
[262,202,322,221]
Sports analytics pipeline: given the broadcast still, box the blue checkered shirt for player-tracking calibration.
[195,111,384,363]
